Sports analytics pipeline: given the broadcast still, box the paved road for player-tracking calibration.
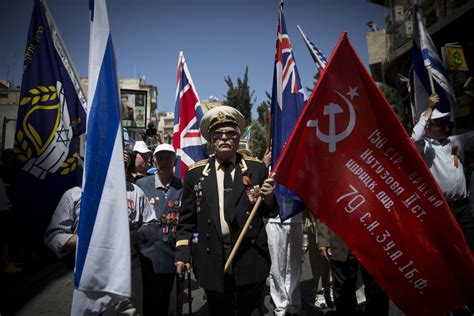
[8,252,404,316]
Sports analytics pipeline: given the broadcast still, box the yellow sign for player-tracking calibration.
[443,45,468,71]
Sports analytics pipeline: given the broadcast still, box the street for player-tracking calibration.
[9,251,404,316]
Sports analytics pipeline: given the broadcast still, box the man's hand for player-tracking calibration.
[319,246,332,261]
[175,261,191,278]
[428,93,439,109]
[124,150,130,166]
[423,93,439,119]
[260,177,276,205]
[61,234,77,254]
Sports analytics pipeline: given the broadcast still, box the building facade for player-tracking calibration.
[0,78,158,152]
[80,77,158,141]
[157,111,174,144]
[0,80,20,151]
[367,0,474,129]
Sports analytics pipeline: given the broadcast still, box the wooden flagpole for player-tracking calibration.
[224,196,263,272]
[427,67,436,94]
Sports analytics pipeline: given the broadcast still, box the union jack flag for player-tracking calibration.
[270,4,306,221]
[173,52,208,179]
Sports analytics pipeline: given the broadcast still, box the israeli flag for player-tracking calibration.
[71,0,130,314]
[413,0,455,117]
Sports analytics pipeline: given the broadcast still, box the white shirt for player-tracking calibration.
[44,186,82,257]
[412,115,474,201]
[215,159,236,237]
[44,184,156,258]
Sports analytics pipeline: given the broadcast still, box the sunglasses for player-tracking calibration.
[211,130,239,140]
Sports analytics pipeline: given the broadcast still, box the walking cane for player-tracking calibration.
[187,270,192,314]
[176,273,184,316]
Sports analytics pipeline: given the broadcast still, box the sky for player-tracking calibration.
[1,0,387,115]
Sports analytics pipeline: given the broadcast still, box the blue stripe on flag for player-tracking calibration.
[413,2,454,116]
[75,37,120,286]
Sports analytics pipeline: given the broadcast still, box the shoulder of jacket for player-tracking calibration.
[188,159,209,171]
[136,174,152,185]
[243,156,264,165]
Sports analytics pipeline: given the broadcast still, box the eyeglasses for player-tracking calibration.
[211,130,239,140]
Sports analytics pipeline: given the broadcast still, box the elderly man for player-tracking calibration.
[136,143,183,316]
[412,93,474,250]
[175,106,278,316]
[130,141,152,182]
[45,150,158,315]
[44,182,157,315]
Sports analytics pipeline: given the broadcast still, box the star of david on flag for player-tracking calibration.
[13,0,86,241]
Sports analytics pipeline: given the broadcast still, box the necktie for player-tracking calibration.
[222,162,233,217]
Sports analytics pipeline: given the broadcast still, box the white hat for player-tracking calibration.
[153,143,176,156]
[133,141,151,154]
[427,109,450,120]
[200,106,245,142]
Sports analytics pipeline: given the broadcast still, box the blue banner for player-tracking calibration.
[13,0,86,241]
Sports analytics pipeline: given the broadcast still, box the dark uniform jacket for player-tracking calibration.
[137,175,183,273]
[175,153,279,292]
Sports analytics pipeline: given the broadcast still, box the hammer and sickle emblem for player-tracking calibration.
[307,90,356,152]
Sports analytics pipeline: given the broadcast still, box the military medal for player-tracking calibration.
[195,182,203,214]
[246,185,260,204]
[241,169,257,204]
[149,197,155,206]
[243,175,251,186]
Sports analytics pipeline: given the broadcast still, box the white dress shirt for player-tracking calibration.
[215,158,236,237]
[412,115,474,201]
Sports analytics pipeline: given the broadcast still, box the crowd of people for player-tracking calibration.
[1,93,474,315]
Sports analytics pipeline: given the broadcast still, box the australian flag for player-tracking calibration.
[13,0,86,242]
[173,51,208,180]
[270,4,306,221]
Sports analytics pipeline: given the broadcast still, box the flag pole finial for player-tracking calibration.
[279,0,284,8]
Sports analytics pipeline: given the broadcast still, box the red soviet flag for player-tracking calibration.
[273,33,474,315]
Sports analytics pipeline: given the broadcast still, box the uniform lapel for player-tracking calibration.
[225,155,246,224]
[201,157,222,239]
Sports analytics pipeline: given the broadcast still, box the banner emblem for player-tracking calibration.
[307,88,357,152]
[14,81,78,179]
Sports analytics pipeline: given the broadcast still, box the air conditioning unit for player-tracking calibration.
[392,5,405,23]
[398,21,413,39]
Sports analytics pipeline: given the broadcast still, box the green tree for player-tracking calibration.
[256,91,271,129]
[305,72,320,94]
[248,121,268,159]
[224,67,254,126]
